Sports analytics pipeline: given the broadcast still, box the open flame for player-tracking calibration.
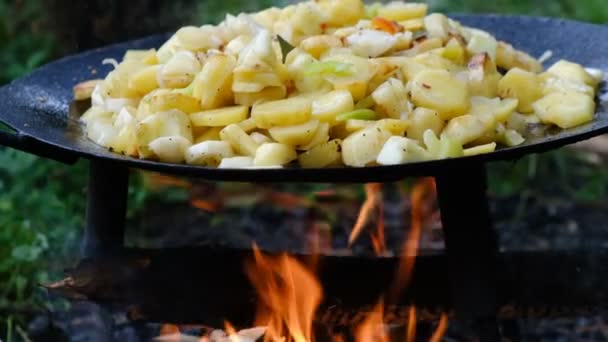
[155,177,448,341]
[245,245,323,342]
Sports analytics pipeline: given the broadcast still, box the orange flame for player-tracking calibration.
[354,300,389,342]
[406,306,416,342]
[245,245,322,342]
[160,324,180,336]
[430,314,449,342]
[190,198,221,212]
[391,178,436,299]
[349,183,384,251]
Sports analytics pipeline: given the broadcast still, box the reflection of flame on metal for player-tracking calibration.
[245,245,322,342]
[348,183,385,254]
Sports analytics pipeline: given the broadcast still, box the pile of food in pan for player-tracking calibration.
[76,0,604,168]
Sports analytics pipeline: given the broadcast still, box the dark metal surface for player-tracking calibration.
[0,15,607,183]
[48,248,608,327]
[83,160,130,257]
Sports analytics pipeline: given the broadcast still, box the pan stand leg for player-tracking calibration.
[434,163,501,342]
[82,159,129,257]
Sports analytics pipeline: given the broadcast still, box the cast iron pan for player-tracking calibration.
[0,15,606,183]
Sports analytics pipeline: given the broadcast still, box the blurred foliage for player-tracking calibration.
[0,0,55,85]
[430,0,608,23]
[1,0,608,339]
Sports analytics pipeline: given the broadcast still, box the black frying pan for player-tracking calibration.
[0,15,606,183]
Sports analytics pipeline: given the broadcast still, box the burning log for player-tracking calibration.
[45,247,608,328]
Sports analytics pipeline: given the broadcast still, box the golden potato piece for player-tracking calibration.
[299,139,342,168]
[254,143,297,166]
[252,96,312,128]
[498,68,543,114]
[411,69,470,120]
[532,91,595,129]
[191,106,249,127]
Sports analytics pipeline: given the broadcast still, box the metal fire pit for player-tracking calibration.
[1,15,607,342]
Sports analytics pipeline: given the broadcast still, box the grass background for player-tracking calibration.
[0,0,607,339]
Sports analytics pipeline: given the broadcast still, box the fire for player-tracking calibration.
[348,183,385,253]
[354,300,389,342]
[430,314,449,342]
[392,178,436,299]
[245,245,323,342]
[406,306,416,342]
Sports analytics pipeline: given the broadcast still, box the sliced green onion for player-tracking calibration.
[365,2,383,19]
[304,61,354,76]
[336,109,377,122]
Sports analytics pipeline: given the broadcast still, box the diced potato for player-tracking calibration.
[269,120,320,147]
[238,118,258,132]
[408,107,444,141]
[149,92,201,114]
[468,96,502,130]
[318,0,365,27]
[411,69,470,120]
[129,65,161,96]
[377,2,428,21]
[193,54,237,110]
[312,90,355,123]
[300,35,343,59]
[81,107,113,124]
[299,139,342,168]
[441,37,466,65]
[442,114,487,146]
[218,156,255,169]
[376,119,409,136]
[342,125,393,167]
[155,110,194,141]
[185,141,234,166]
[345,119,374,133]
[498,68,543,114]
[158,51,201,89]
[234,86,287,107]
[250,132,273,145]
[372,78,409,119]
[148,136,192,163]
[220,124,260,156]
[176,26,223,51]
[254,143,297,166]
[136,110,193,158]
[532,91,595,129]
[496,41,543,73]
[547,60,598,88]
[466,29,498,61]
[499,129,526,147]
[424,14,450,41]
[376,136,431,165]
[252,96,312,128]
[110,108,138,156]
[191,106,249,127]
[300,122,330,150]
[194,127,222,144]
[87,117,118,147]
[542,75,594,97]
[124,49,157,65]
[467,53,501,97]
[463,142,497,157]
[398,18,424,32]
[74,80,104,101]
[424,130,463,159]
